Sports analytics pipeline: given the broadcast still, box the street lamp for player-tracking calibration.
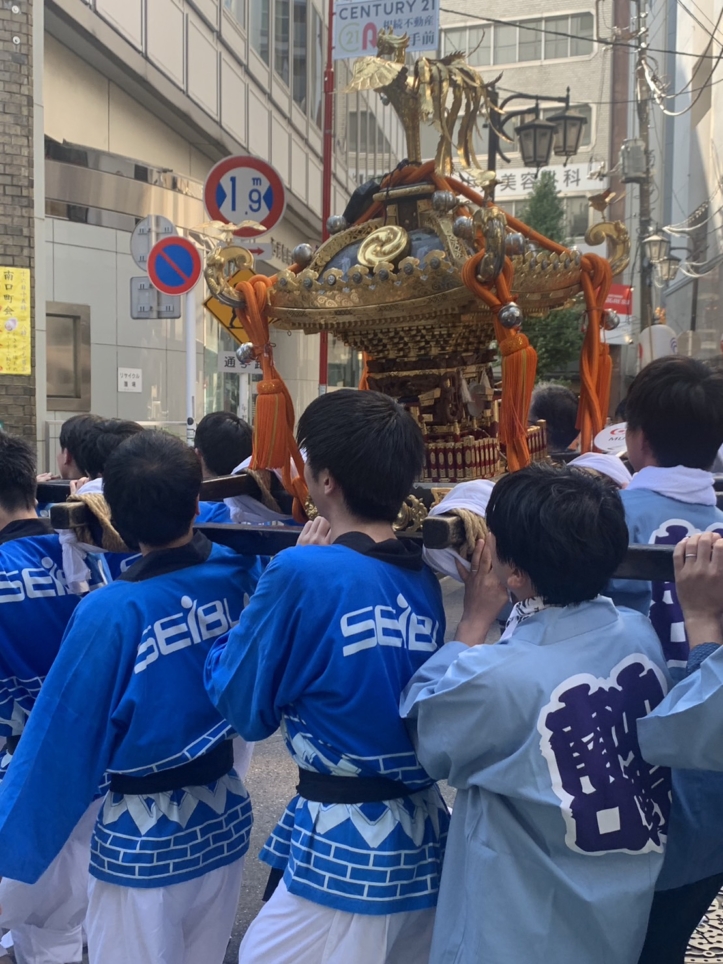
[487,86,587,196]
[643,231,670,264]
[515,113,557,170]
[655,254,681,284]
[547,109,588,159]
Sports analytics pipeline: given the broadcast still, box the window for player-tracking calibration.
[570,13,594,57]
[275,0,290,85]
[544,16,569,59]
[292,0,307,108]
[494,23,516,65]
[442,13,594,67]
[564,196,590,238]
[310,9,323,127]
[467,26,491,66]
[349,111,392,155]
[250,0,270,63]
[223,0,246,28]
[46,303,90,412]
[518,19,542,62]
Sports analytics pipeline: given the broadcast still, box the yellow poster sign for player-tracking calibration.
[0,267,31,375]
[204,268,254,345]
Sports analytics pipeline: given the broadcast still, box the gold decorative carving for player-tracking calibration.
[474,206,507,283]
[393,494,428,533]
[584,221,631,277]
[204,245,256,307]
[358,226,411,267]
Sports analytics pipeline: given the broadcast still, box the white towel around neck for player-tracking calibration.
[626,464,717,506]
[569,453,632,489]
[57,477,108,593]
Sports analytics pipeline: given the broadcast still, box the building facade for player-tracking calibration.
[3,0,404,466]
[437,1,613,245]
[653,0,723,361]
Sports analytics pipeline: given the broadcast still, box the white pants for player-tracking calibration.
[238,880,435,964]
[85,856,245,964]
[0,799,101,964]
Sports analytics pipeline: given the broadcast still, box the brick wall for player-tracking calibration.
[0,1,34,438]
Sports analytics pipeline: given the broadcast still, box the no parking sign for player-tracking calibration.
[147,236,203,296]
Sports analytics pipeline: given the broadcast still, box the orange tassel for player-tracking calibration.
[460,254,537,471]
[233,275,309,518]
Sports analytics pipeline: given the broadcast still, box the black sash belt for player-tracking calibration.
[261,769,424,903]
[5,734,20,755]
[109,740,234,795]
[296,768,418,804]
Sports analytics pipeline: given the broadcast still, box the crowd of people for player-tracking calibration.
[0,355,722,964]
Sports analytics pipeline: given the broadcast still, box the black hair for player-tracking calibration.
[195,411,253,476]
[80,419,145,479]
[58,414,102,472]
[626,356,723,469]
[0,432,37,514]
[486,462,628,606]
[297,389,425,522]
[529,384,580,453]
[103,431,202,549]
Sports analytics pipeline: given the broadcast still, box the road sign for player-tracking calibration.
[203,156,286,238]
[130,277,181,319]
[242,242,272,260]
[130,216,176,271]
[147,236,202,296]
[218,350,261,374]
[204,267,255,344]
[594,423,627,454]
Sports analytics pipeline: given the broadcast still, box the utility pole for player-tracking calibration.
[635,0,654,329]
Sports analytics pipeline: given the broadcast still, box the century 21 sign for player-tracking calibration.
[333,0,439,60]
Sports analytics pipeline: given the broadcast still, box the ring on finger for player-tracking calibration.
[470,567,479,573]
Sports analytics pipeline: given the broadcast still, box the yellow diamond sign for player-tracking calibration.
[204,267,255,344]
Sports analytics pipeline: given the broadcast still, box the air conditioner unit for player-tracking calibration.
[621,139,648,183]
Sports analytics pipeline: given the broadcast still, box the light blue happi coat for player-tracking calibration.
[401,597,672,964]
[639,644,723,772]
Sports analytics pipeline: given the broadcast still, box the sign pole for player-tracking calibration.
[319,0,335,396]
[185,288,197,447]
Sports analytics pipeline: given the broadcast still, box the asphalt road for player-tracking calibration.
[223,576,466,961]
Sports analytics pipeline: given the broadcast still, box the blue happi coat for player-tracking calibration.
[0,519,79,774]
[196,501,233,525]
[205,533,450,916]
[402,598,671,964]
[0,533,264,888]
[609,483,723,890]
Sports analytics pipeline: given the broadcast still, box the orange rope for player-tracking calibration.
[233,272,309,521]
[461,254,538,471]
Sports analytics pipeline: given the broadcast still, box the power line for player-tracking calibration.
[438,6,723,60]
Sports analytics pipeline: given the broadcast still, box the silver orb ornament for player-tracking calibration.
[603,309,620,331]
[235,342,255,365]
[505,233,526,257]
[452,216,475,242]
[292,243,314,268]
[432,190,458,213]
[498,303,524,330]
[326,215,348,235]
